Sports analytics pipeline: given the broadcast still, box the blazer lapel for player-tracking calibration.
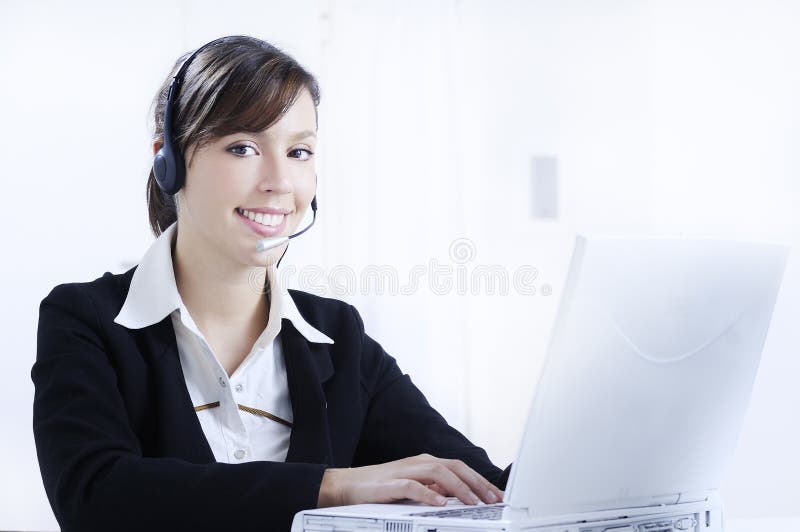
[282,318,334,465]
[140,317,216,463]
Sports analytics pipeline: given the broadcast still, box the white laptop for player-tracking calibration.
[292,235,789,532]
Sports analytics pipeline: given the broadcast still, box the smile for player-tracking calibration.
[236,208,286,227]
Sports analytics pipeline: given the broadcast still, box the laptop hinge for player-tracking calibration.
[650,493,680,505]
[677,490,712,504]
[502,491,713,521]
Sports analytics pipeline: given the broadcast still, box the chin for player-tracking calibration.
[256,243,288,267]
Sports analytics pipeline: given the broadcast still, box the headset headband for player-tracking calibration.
[153,36,243,195]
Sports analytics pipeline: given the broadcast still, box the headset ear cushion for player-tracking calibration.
[153,145,183,195]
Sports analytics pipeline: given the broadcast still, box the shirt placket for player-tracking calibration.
[200,340,252,462]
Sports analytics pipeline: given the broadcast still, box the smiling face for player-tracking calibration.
[174,88,318,269]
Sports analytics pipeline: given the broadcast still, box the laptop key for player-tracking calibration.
[409,504,505,520]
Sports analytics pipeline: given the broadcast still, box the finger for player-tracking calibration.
[408,462,482,506]
[410,454,502,504]
[443,459,504,504]
[380,478,447,507]
[425,482,448,496]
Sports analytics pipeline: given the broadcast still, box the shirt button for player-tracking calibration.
[218,377,227,388]
[234,383,243,393]
[234,449,246,460]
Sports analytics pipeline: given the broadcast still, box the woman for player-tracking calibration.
[32,35,510,532]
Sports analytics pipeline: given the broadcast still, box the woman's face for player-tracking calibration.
[176,88,318,269]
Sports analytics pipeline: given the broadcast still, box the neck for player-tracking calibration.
[172,222,269,333]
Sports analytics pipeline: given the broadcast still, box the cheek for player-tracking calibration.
[295,174,317,205]
[187,166,242,209]
[187,180,227,215]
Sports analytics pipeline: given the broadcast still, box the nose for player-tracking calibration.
[257,150,293,194]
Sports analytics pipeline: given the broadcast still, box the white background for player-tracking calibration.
[1,1,798,530]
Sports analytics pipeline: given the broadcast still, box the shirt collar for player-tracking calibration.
[113,221,333,345]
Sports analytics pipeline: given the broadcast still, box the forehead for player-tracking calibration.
[265,89,317,135]
[223,89,317,142]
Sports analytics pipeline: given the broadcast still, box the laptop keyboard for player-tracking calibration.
[409,504,505,520]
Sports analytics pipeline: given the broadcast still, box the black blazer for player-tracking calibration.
[32,267,511,532]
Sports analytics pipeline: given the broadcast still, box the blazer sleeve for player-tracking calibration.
[32,283,327,532]
[349,305,513,490]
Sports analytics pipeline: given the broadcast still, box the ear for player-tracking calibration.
[153,138,163,157]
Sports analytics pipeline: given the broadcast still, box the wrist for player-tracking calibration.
[318,468,344,508]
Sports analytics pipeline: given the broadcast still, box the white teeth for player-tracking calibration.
[238,208,285,227]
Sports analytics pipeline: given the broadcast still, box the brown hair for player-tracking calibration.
[146,36,321,237]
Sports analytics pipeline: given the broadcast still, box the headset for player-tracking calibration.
[153,36,224,195]
[152,36,317,254]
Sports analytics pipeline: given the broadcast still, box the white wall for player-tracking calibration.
[1,1,797,529]
[646,0,800,515]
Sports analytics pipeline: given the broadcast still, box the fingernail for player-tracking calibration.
[436,495,446,505]
[486,490,497,503]
[470,492,480,505]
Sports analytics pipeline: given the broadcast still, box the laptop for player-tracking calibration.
[292,235,789,532]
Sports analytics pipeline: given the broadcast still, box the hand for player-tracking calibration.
[317,453,505,508]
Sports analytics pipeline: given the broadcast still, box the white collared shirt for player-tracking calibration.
[114,221,333,463]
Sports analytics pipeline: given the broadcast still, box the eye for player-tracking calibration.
[228,144,257,156]
[289,148,314,161]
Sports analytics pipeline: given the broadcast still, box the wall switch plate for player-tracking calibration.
[531,156,559,219]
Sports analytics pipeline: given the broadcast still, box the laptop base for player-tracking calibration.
[292,496,723,531]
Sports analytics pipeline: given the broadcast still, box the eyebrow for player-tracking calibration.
[288,130,317,142]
